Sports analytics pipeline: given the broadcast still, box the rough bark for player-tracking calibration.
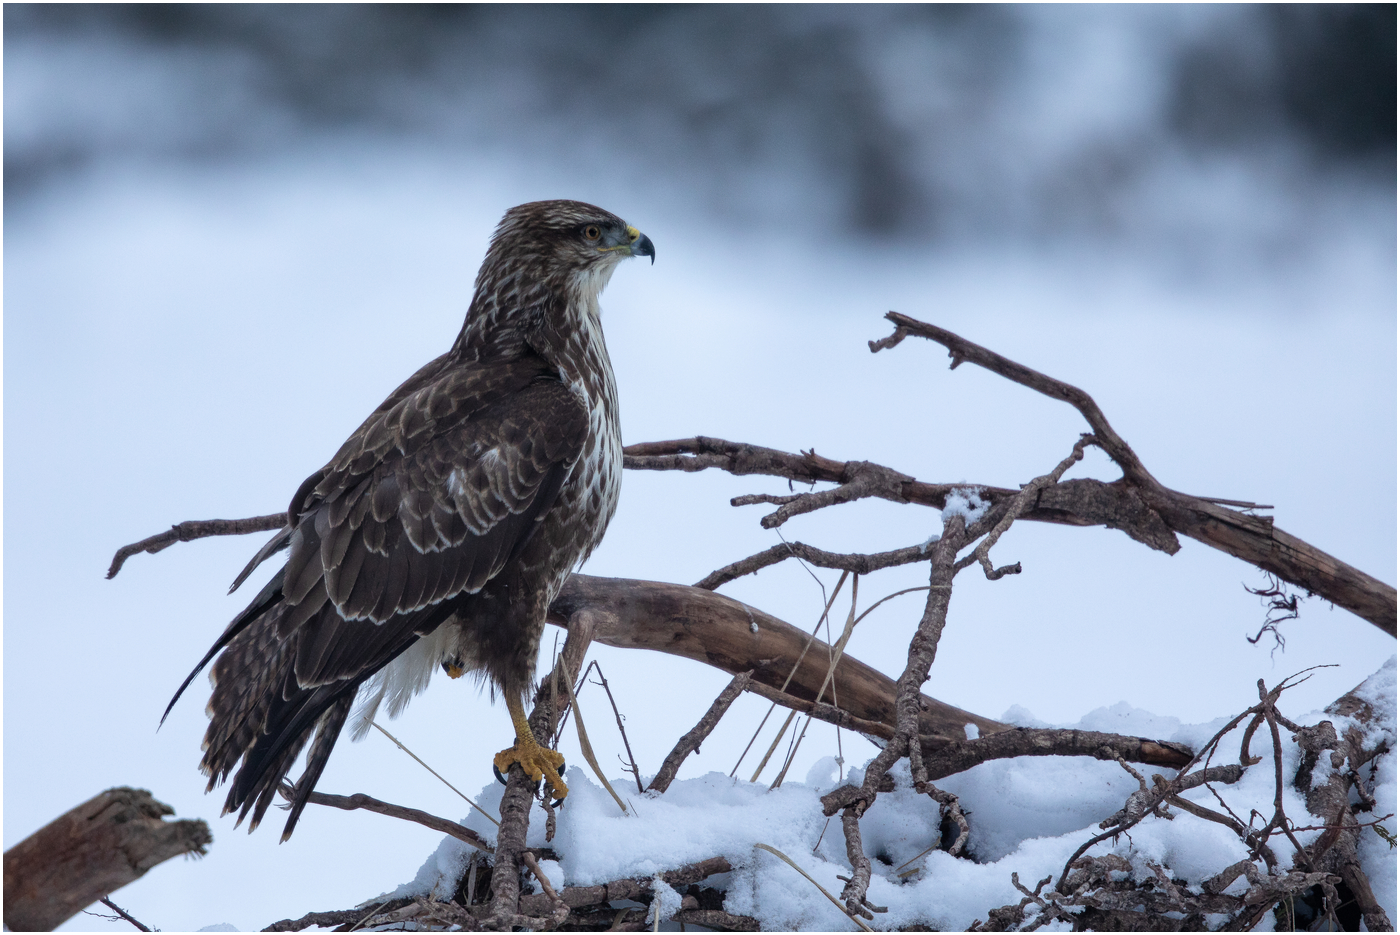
[4,787,211,932]
[1290,677,1394,932]
[550,574,1006,746]
[551,575,1194,775]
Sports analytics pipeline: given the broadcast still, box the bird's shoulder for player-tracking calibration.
[307,350,587,507]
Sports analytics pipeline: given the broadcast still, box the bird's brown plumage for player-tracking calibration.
[167,200,653,839]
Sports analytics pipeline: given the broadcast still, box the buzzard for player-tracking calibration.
[166,200,654,840]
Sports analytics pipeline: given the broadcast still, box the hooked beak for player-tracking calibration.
[625,225,656,265]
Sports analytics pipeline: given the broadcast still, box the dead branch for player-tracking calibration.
[488,609,598,928]
[872,312,1397,635]
[1288,674,1396,932]
[96,897,151,932]
[550,574,1011,749]
[106,512,287,579]
[517,856,735,916]
[956,436,1092,580]
[925,785,970,858]
[4,787,212,932]
[278,784,492,853]
[822,729,1193,816]
[694,538,938,591]
[585,663,645,794]
[674,908,761,931]
[730,459,913,528]
[649,671,753,793]
[624,438,1180,555]
[833,508,972,916]
[969,667,1397,933]
[262,897,419,932]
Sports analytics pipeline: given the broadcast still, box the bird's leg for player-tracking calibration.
[493,693,569,801]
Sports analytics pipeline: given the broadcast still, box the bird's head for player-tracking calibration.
[462,200,654,353]
[488,199,654,274]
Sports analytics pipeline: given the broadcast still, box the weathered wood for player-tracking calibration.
[551,574,1012,747]
[3,787,211,932]
[1145,490,1397,637]
[872,312,1397,635]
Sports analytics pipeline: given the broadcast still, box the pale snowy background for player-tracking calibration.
[4,6,1395,931]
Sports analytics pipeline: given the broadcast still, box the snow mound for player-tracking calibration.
[384,658,1396,930]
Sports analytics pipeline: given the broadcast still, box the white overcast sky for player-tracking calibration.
[4,7,1396,932]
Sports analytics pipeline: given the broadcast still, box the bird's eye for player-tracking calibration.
[583,225,602,241]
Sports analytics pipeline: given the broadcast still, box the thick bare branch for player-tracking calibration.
[550,574,1009,749]
[624,437,1182,554]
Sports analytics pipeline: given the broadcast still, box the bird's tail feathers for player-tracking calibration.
[163,568,286,727]
[229,524,293,594]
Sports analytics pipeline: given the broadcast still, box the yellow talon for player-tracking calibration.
[445,663,464,679]
[495,694,569,800]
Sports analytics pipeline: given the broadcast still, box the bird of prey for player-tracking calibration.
[165,200,654,840]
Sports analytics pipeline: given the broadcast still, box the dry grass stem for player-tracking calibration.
[562,665,629,814]
[753,843,875,933]
[370,721,498,827]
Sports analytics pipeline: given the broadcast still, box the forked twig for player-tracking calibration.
[97,898,151,933]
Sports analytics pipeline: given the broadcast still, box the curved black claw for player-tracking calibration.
[547,757,567,807]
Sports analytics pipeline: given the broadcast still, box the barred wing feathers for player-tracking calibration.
[173,352,589,838]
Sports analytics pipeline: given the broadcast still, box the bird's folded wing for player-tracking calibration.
[273,361,588,688]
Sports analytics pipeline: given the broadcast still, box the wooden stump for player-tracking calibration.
[4,787,211,931]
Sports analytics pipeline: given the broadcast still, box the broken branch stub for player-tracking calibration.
[3,787,211,932]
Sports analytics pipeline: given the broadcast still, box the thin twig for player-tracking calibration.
[98,897,151,932]
[772,575,862,790]
[697,539,932,591]
[748,708,798,783]
[730,571,849,778]
[588,664,645,794]
[106,512,287,578]
[649,671,753,794]
[521,850,565,907]
[280,783,492,852]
